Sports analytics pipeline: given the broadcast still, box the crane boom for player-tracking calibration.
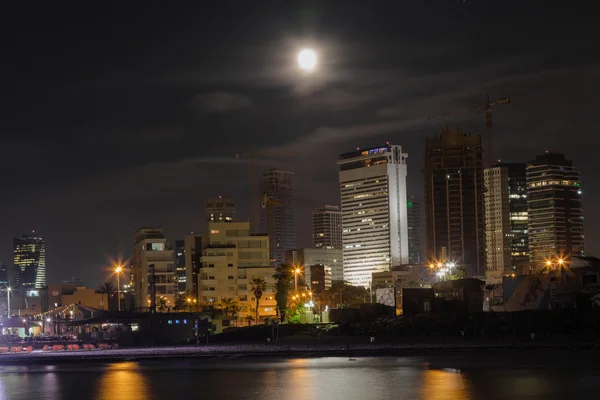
[428,95,510,167]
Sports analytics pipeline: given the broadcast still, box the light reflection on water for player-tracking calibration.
[94,362,149,400]
[420,369,471,400]
[0,356,598,400]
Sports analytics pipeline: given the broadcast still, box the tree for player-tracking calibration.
[217,297,238,316]
[176,289,198,311]
[321,281,369,309]
[250,277,267,324]
[273,264,292,320]
[157,296,168,312]
[97,281,115,294]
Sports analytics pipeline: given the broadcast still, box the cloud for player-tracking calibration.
[192,91,253,113]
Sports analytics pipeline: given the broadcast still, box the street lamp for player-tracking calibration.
[6,286,11,318]
[115,265,123,311]
[293,268,301,292]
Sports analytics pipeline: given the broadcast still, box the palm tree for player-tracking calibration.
[250,277,267,324]
[273,264,292,320]
[217,297,238,316]
[97,281,115,294]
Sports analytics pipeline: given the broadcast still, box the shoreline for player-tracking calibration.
[1,342,600,366]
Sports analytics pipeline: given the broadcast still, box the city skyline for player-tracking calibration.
[0,1,598,286]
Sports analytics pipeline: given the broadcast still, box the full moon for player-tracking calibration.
[297,49,317,71]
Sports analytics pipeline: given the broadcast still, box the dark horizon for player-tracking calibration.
[0,1,598,286]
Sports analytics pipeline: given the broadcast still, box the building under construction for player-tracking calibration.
[424,127,485,278]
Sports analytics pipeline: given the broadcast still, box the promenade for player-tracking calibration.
[1,341,599,365]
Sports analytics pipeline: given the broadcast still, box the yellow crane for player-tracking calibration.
[428,95,511,168]
[261,192,283,264]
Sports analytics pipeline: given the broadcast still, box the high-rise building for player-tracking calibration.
[175,240,186,293]
[199,221,276,320]
[484,163,529,281]
[260,169,296,266]
[407,197,422,264]
[184,234,202,295]
[506,163,529,273]
[206,198,236,223]
[13,233,46,289]
[285,248,343,288]
[312,205,343,249]
[132,228,176,310]
[483,166,511,283]
[527,153,584,268]
[338,144,409,287]
[0,263,8,286]
[424,128,485,278]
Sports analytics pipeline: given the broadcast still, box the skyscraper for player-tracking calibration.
[506,163,529,273]
[13,233,46,289]
[483,166,511,282]
[260,169,296,266]
[338,144,409,287]
[312,205,342,249]
[527,153,584,268]
[0,263,8,287]
[407,197,422,264]
[484,163,529,281]
[424,128,485,278]
[205,198,236,223]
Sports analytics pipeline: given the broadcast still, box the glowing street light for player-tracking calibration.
[114,264,123,311]
[297,49,317,71]
[293,267,302,292]
[558,258,564,266]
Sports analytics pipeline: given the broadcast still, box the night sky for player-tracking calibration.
[0,1,597,286]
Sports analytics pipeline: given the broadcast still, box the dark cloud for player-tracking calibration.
[192,92,253,113]
[0,0,598,285]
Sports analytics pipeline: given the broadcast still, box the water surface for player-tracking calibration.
[0,356,596,399]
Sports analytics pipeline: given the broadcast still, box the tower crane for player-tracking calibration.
[428,95,511,168]
[261,193,283,265]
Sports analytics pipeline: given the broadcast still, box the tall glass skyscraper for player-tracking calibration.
[527,153,584,268]
[260,169,296,266]
[13,233,46,289]
[312,205,343,249]
[407,197,422,264]
[424,128,485,278]
[338,144,409,288]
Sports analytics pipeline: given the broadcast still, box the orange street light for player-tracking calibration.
[293,267,302,292]
[114,264,123,312]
